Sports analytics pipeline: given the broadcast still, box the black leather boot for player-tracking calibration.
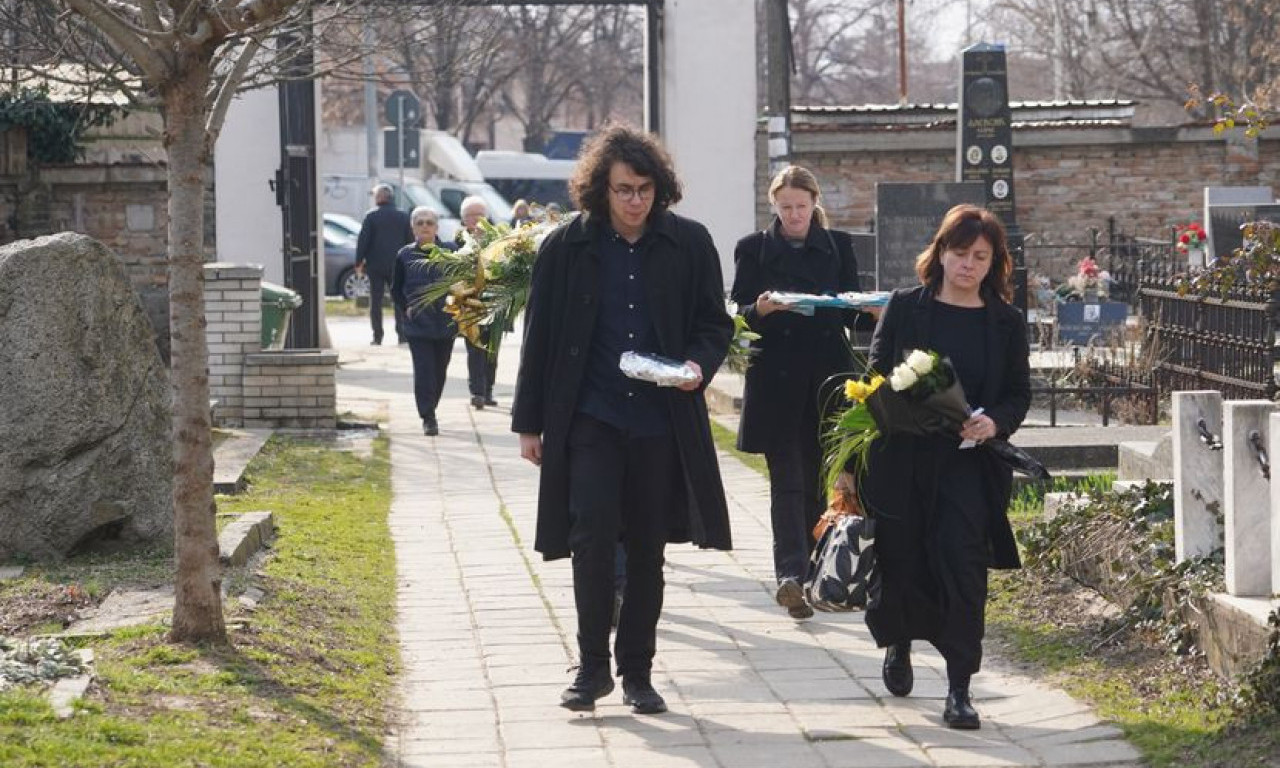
[944,685,980,729]
[882,642,913,697]
[622,674,668,714]
[560,664,614,711]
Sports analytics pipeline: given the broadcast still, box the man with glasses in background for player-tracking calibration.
[512,125,734,715]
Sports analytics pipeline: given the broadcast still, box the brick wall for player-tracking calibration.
[242,350,338,429]
[204,263,264,427]
[1,149,219,362]
[762,123,1280,283]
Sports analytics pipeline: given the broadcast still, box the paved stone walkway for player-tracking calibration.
[327,315,1144,768]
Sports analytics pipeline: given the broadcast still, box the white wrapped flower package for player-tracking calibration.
[618,351,698,387]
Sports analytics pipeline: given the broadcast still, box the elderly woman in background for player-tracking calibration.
[392,206,456,436]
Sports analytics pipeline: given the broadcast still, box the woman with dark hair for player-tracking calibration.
[730,165,873,620]
[859,203,1030,730]
[513,124,733,715]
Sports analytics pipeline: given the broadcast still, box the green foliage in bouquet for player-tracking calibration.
[725,315,761,374]
[412,217,563,359]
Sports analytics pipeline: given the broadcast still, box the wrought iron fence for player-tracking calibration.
[1102,217,1180,307]
[1133,279,1279,400]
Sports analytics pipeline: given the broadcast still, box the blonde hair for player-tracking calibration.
[767,165,829,228]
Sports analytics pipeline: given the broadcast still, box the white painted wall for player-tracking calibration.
[214,87,283,285]
[662,0,758,287]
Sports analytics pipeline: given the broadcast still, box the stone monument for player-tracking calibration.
[0,233,173,561]
[874,182,985,290]
[957,42,1026,309]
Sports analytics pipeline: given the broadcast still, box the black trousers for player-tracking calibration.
[369,273,404,343]
[930,449,989,685]
[566,414,676,678]
[466,331,497,398]
[763,385,824,584]
[407,336,454,421]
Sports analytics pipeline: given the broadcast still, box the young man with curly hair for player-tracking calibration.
[512,125,734,715]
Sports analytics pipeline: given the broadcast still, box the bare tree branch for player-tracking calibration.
[58,0,169,80]
[205,34,260,142]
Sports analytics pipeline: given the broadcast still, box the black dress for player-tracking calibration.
[922,301,989,684]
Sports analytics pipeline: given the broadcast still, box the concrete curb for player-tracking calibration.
[217,511,275,567]
[213,428,273,494]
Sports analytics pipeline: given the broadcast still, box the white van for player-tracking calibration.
[422,132,514,224]
[426,179,514,225]
[474,150,575,210]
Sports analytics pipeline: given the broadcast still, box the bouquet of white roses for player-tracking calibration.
[825,349,1049,490]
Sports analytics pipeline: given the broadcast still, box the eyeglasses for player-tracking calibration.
[413,220,438,227]
[610,183,655,202]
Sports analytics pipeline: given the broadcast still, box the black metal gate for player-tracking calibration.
[276,23,319,348]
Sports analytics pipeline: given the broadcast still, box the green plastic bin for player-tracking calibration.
[260,281,303,350]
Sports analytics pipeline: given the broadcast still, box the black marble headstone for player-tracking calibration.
[846,231,877,290]
[1206,204,1280,261]
[874,182,986,290]
[958,44,1017,230]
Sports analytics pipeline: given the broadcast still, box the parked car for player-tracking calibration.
[321,174,462,242]
[322,216,365,299]
[324,211,362,244]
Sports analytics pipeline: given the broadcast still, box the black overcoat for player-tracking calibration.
[860,284,1030,643]
[511,211,735,561]
[729,220,864,453]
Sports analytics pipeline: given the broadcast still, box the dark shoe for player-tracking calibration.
[775,578,813,619]
[622,676,668,715]
[422,417,438,436]
[560,665,613,711]
[470,394,485,410]
[944,686,980,729]
[370,338,382,346]
[484,396,498,407]
[882,643,913,697]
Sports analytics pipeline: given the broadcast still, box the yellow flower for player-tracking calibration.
[843,375,885,403]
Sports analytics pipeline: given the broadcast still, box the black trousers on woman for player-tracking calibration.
[566,414,676,678]
[406,336,453,420]
[763,383,825,584]
[929,447,990,684]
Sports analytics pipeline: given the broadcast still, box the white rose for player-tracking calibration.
[889,365,919,391]
[905,350,933,376]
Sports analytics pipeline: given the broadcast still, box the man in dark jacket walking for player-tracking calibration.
[355,184,413,345]
[512,125,734,715]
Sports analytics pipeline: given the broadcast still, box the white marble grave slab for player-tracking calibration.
[1223,401,1275,596]
[1173,391,1224,562]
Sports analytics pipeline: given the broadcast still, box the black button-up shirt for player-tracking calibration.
[577,225,670,436]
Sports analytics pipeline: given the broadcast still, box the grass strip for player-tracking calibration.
[0,434,397,768]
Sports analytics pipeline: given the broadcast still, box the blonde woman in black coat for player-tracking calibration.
[730,165,874,620]
[860,204,1030,730]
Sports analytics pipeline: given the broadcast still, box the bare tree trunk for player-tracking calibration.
[163,62,226,644]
